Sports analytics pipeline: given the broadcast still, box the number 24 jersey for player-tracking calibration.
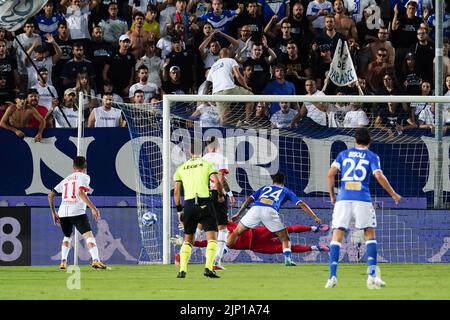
[251,184,302,213]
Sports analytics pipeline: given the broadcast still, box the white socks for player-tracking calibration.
[214,229,228,263]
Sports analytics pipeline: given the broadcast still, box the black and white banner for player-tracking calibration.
[0,0,47,31]
[327,38,358,87]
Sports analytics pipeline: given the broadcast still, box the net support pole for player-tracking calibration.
[434,0,444,209]
[162,95,171,264]
[74,92,84,266]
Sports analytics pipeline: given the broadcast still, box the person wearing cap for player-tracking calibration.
[45,88,79,128]
[98,2,129,47]
[127,11,154,60]
[103,34,136,97]
[161,65,192,95]
[32,67,58,111]
[0,91,45,142]
[400,51,423,95]
[24,33,62,89]
[164,33,195,91]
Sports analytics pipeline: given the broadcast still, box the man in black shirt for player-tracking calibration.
[103,34,136,98]
[60,42,96,90]
[0,39,18,93]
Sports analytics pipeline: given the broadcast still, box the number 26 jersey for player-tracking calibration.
[332,147,382,203]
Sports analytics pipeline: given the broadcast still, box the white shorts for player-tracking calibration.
[240,206,285,233]
[331,200,376,230]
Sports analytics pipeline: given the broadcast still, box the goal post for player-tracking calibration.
[116,93,450,265]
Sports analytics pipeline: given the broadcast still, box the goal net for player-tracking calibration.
[111,94,449,264]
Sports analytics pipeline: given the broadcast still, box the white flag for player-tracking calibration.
[0,0,47,31]
[327,39,358,87]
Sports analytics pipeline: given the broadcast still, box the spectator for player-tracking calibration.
[190,100,220,128]
[400,52,423,95]
[128,11,155,59]
[128,0,152,15]
[0,75,14,120]
[314,14,346,56]
[410,80,432,122]
[333,0,358,41]
[327,92,352,127]
[242,62,258,93]
[355,5,380,49]
[239,41,276,94]
[73,72,96,119]
[161,65,192,95]
[366,48,394,93]
[259,0,290,25]
[85,25,114,92]
[95,80,124,105]
[280,40,311,94]
[376,72,404,96]
[294,79,326,127]
[53,21,74,96]
[198,31,223,70]
[164,36,195,92]
[434,39,450,87]
[129,65,159,102]
[0,92,45,142]
[426,1,450,41]
[36,1,64,37]
[130,5,160,39]
[344,0,377,23]
[263,63,296,115]
[99,2,129,48]
[157,23,186,59]
[270,102,298,128]
[391,1,423,79]
[159,0,176,38]
[268,19,302,63]
[90,0,129,25]
[32,67,58,111]
[287,2,314,48]
[409,27,434,85]
[234,1,264,40]
[26,88,52,129]
[417,103,450,134]
[306,0,333,33]
[45,88,79,128]
[0,28,13,54]
[61,42,96,90]
[369,27,395,68]
[343,103,370,128]
[165,0,190,43]
[87,92,126,127]
[311,43,332,91]
[12,20,42,92]
[374,101,416,137]
[135,40,164,88]
[63,0,92,45]
[103,34,136,97]
[132,89,146,104]
[207,48,253,126]
[24,34,62,89]
[247,101,271,128]
[0,39,19,92]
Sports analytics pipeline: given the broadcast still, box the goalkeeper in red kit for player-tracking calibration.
[171,221,330,254]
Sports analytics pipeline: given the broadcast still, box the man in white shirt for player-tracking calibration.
[343,103,370,128]
[207,48,253,126]
[48,156,108,270]
[32,67,58,111]
[295,79,327,127]
[128,65,159,102]
[45,88,79,128]
[87,92,127,127]
[270,102,298,128]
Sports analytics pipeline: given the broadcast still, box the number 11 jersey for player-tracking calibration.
[53,172,92,217]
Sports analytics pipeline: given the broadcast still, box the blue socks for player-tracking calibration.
[329,241,341,278]
[366,238,377,277]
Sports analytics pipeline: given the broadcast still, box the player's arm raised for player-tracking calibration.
[374,171,401,204]
[231,196,254,222]
[298,200,321,224]
[48,189,60,225]
[79,189,100,221]
[327,166,339,205]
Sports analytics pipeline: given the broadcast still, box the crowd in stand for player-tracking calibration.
[0,0,450,137]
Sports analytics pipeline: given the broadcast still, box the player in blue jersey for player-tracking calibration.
[325,128,401,289]
[227,171,322,266]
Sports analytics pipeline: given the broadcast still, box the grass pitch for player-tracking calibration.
[0,263,449,300]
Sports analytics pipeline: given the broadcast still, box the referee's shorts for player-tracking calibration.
[210,189,229,226]
[183,197,218,235]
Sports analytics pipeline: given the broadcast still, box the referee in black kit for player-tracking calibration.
[173,138,225,279]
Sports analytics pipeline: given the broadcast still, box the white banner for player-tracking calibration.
[0,0,47,31]
[327,39,358,87]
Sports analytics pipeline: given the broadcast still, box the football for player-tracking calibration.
[142,212,158,226]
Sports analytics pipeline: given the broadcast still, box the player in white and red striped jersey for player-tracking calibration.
[48,156,108,270]
[202,136,235,270]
